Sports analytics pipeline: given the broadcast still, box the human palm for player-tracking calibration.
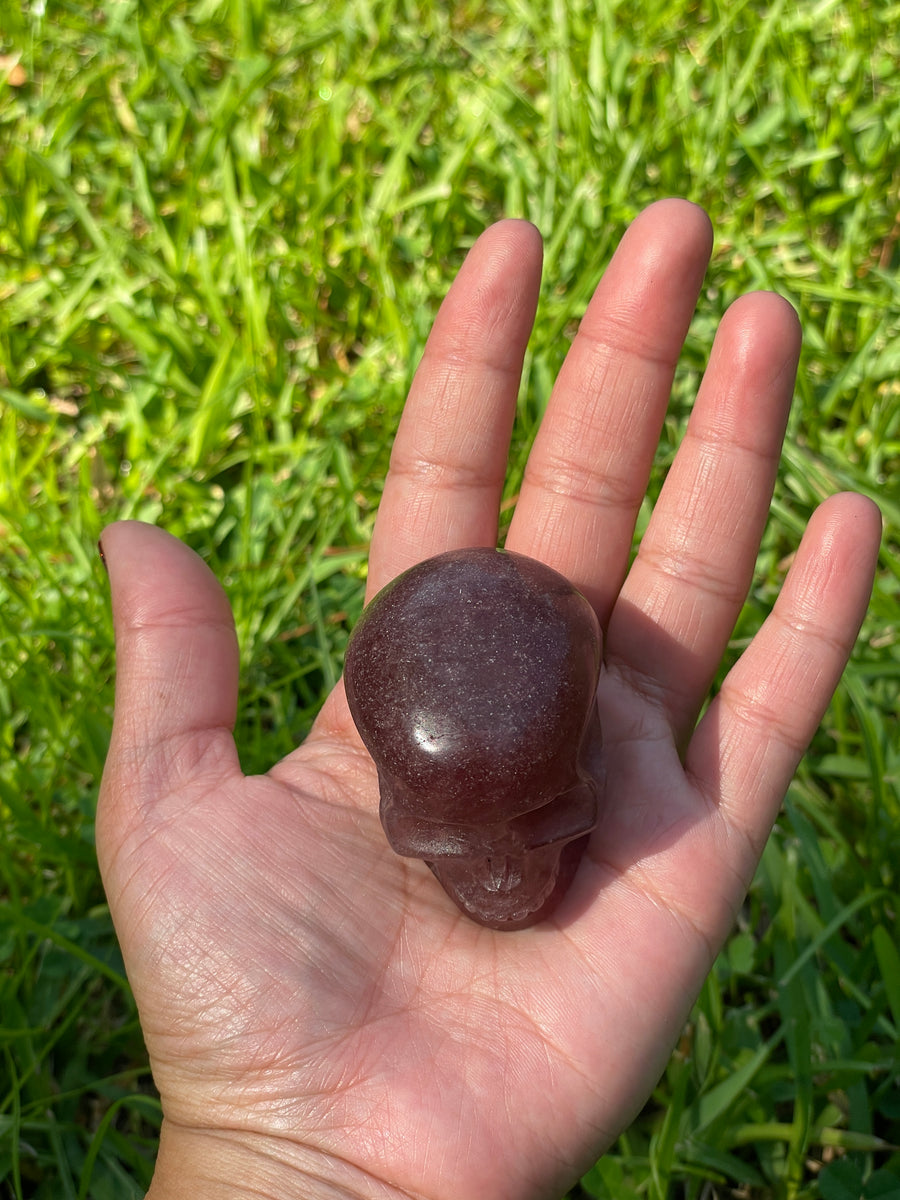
[98,200,880,1200]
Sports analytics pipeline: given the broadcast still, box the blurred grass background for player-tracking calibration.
[0,1,898,1196]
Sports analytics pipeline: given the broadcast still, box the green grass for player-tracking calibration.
[0,0,898,1196]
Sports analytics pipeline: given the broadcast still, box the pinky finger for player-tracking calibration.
[686,492,882,876]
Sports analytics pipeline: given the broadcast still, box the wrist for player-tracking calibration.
[146,1121,412,1200]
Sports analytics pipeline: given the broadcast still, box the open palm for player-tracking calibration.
[98,200,880,1200]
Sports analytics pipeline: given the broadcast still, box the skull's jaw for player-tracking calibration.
[426,835,590,931]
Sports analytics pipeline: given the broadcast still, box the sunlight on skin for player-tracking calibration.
[98,201,881,1200]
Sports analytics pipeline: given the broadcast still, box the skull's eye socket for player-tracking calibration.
[381,776,596,860]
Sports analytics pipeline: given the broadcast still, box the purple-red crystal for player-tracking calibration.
[344,547,602,929]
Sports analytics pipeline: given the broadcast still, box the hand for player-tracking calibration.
[98,199,881,1200]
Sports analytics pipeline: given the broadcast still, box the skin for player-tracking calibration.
[97,199,882,1200]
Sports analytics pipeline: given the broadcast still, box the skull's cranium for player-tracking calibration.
[344,547,602,930]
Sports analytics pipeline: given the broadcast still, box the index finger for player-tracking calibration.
[365,219,543,599]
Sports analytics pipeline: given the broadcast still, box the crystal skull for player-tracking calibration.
[343,547,602,930]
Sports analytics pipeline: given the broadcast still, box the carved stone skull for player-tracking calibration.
[343,547,602,930]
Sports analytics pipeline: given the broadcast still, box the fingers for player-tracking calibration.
[365,219,543,599]
[507,198,714,618]
[686,492,881,880]
[606,291,802,749]
[98,521,241,832]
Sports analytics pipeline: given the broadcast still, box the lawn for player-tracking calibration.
[1,0,899,1196]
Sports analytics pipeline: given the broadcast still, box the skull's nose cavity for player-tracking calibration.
[484,855,523,893]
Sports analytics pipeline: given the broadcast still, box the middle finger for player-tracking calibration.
[507,198,713,623]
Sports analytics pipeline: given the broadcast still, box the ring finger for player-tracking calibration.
[605,290,802,750]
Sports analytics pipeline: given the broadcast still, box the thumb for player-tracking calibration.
[97,521,241,863]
